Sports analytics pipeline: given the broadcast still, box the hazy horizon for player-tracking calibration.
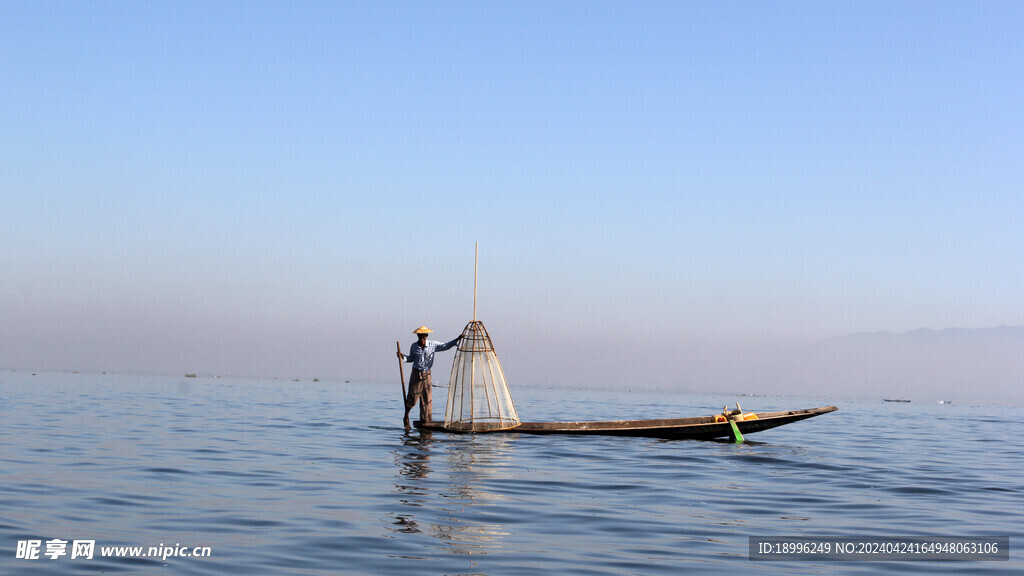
[3,324,1021,405]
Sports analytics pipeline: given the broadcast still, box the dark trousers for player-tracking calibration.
[405,369,432,423]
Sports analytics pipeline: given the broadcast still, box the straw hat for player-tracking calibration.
[412,326,433,334]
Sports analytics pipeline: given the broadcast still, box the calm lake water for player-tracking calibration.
[1,371,1021,574]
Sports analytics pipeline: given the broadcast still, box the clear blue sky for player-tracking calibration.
[2,2,1022,390]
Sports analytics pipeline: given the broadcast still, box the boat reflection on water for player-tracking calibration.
[390,430,515,559]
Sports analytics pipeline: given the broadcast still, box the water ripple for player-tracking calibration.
[1,375,1021,575]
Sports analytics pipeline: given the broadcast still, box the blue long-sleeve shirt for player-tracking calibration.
[405,338,459,371]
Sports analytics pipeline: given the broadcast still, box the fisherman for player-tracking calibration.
[398,326,461,430]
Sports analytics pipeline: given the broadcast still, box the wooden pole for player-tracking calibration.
[473,241,478,322]
[396,340,407,404]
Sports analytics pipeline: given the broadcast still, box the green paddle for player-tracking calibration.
[724,404,745,444]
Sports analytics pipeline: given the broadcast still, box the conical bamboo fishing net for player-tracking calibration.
[444,320,520,431]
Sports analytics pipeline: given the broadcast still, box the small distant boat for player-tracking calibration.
[939,400,953,404]
[418,406,838,441]
[884,398,911,403]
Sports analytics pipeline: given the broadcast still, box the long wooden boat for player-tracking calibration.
[417,406,837,441]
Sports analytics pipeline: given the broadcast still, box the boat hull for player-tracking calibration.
[416,406,837,440]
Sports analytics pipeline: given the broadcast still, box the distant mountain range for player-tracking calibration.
[805,326,1024,403]
[829,325,1024,343]
[590,325,1024,405]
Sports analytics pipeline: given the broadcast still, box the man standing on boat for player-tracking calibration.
[398,326,461,430]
